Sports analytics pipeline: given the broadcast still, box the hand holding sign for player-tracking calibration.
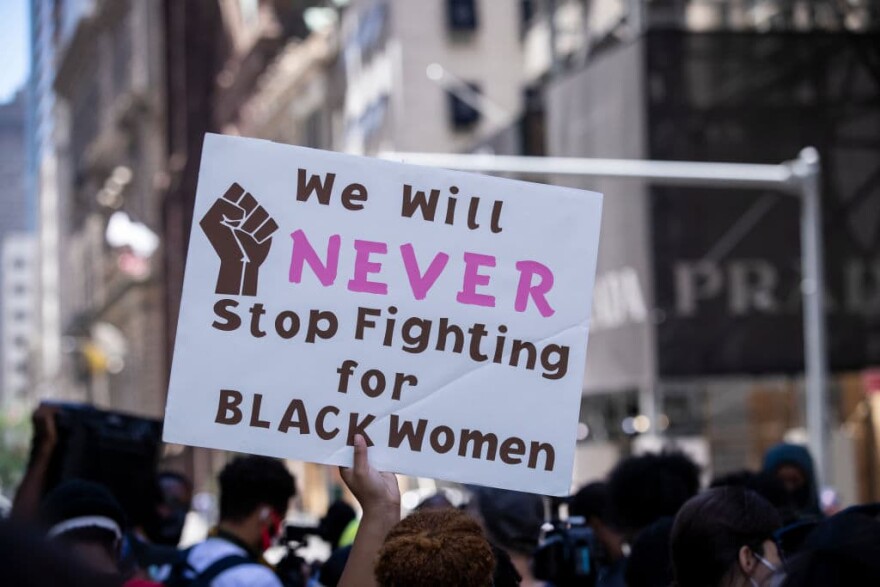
[200,182,279,296]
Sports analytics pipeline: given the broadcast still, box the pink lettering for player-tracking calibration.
[456,252,496,308]
[400,243,449,301]
[515,260,555,317]
[348,240,388,295]
[289,230,340,286]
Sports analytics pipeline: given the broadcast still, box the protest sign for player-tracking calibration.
[164,133,603,495]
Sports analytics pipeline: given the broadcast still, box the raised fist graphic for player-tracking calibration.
[200,183,279,296]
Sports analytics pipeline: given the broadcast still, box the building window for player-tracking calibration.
[448,83,482,130]
[447,0,478,31]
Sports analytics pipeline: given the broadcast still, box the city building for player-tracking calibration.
[521,0,880,499]
[28,0,63,402]
[0,91,32,404]
[1,235,37,406]
[50,0,168,417]
[338,0,524,155]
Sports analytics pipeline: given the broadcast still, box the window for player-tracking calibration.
[447,0,478,31]
[448,82,482,130]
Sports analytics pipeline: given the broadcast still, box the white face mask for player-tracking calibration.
[749,552,785,587]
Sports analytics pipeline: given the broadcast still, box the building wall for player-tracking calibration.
[51,0,167,416]
[1,235,37,405]
[390,0,523,153]
[340,0,524,154]
[0,92,30,400]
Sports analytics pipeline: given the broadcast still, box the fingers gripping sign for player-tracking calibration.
[200,182,280,296]
[340,434,401,516]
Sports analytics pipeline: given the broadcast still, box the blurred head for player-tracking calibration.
[142,471,193,546]
[41,479,127,575]
[218,456,296,551]
[415,491,454,512]
[1,519,121,587]
[608,451,701,538]
[712,470,797,524]
[671,487,783,587]
[375,509,495,587]
[762,444,820,518]
[781,504,880,586]
[570,482,626,562]
[468,486,545,557]
[319,500,356,549]
[626,516,674,587]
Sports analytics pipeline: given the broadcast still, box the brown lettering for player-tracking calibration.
[316,405,340,440]
[429,425,455,454]
[347,412,375,446]
[341,183,368,211]
[249,393,270,429]
[458,429,498,461]
[500,436,526,464]
[528,441,556,471]
[215,389,243,425]
[388,415,427,451]
[278,399,310,434]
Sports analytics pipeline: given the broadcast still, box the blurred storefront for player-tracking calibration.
[532,3,880,501]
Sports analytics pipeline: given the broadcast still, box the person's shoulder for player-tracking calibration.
[186,537,248,572]
[213,562,282,587]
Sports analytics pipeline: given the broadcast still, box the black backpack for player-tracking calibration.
[162,547,252,587]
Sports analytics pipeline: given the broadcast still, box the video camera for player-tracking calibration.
[532,515,598,587]
[274,524,324,587]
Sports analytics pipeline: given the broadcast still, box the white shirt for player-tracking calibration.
[186,537,283,587]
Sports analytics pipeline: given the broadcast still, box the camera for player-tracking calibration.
[533,515,597,587]
[274,524,323,587]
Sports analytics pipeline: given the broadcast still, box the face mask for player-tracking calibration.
[749,552,785,587]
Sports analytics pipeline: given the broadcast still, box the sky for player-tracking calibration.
[0,0,30,104]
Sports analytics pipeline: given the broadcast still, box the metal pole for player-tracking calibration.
[795,147,829,486]
[380,152,800,193]
[381,149,829,481]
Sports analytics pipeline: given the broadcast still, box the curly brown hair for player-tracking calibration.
[375,508,496,587]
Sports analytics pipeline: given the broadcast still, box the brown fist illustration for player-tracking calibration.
[200,183,279,296]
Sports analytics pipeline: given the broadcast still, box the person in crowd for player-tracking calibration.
[415,491,454,512]
[40,478,161,587]
[468,486,548,587]
[624,517,674,587]
[318,500,357,551]
[671,486,783,587]
[0,517,121,587]
[336,435,402,587]
[761,443,822,521]
[711,470,798,524]
[607,451,700,541]
[154,471,195,546]
[12,403,59,520]
[374,508,496,587]
[123,471,194,581]
[781,503,880,586]
[171,455,296,586]
[569,481,628,587]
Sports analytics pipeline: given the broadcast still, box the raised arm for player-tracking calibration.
[12,404,59,520]
[337,434,401,587]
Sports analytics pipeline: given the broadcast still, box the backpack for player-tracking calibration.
[162,547,252,587]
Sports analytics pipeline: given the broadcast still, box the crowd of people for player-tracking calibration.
[2,405,879,586]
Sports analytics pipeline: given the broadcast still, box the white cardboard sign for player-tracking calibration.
[164,133,603,495]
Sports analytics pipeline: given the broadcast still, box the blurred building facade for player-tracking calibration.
[520,0,880,501]
[1,235,37,406]
[47,0,167,417]
[0,91,32,406]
